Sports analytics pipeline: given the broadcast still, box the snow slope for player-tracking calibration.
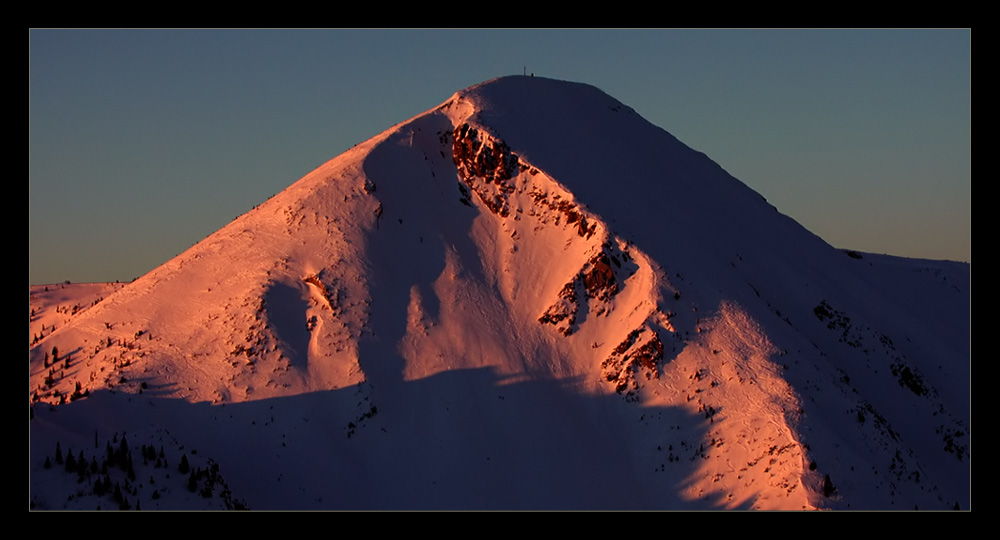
[29,76,970,510]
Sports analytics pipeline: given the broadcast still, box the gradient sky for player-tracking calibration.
[29,29,971,285]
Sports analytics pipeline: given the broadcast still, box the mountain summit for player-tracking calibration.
[29,76,970,510]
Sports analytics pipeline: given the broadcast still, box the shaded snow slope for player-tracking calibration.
[29,76,970,510]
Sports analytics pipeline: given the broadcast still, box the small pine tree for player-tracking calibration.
[823,474,836,497]
[117,437,130,472]
[93,475,105,496]
[119,435,129,460]
[55,441,63,464]
[179,453,190,474]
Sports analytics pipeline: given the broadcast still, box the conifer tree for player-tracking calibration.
[119,434,129,459]
[118,436,130,472]
[127,454,136,481]
[93,475,105,496]
[65,448,76,473]
[823,474,836,497]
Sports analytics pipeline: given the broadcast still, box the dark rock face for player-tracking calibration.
[538,281,579,336]
[452,123,519,182]
[601,326,664,401]
[527,189,597,239]
[537,248,627,337]
[582,251,618,301]
[813,300,861,349]
[451,123,520,218]
[890,362,929,397]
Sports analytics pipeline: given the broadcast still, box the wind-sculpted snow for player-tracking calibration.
[29,76,970,510]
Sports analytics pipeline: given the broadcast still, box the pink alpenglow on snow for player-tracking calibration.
[29,77,970,511]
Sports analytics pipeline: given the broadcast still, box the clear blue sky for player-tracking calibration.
[29,29,971,285]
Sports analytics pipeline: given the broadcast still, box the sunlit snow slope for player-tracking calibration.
[29,76,970,510]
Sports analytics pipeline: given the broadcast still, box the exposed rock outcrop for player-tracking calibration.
[601,325,665,401]
[451,123,520,217]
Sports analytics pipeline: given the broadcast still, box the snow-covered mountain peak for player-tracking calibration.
[29,76,970,511]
